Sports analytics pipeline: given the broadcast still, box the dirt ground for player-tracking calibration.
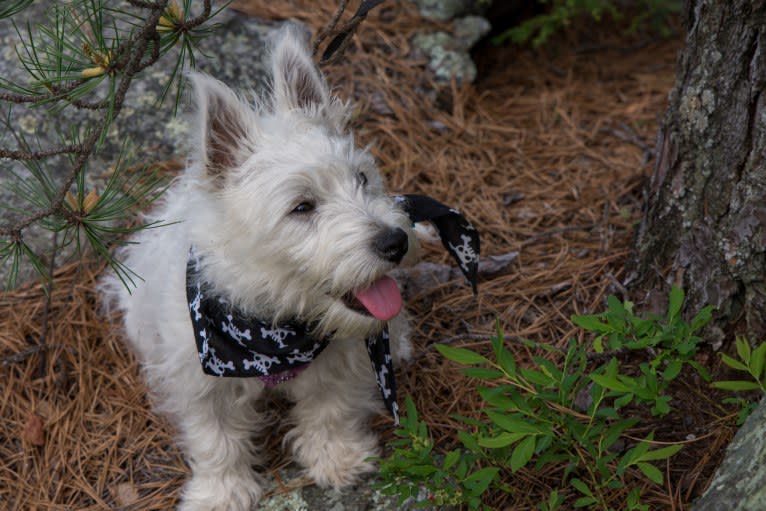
[0,1,742,510]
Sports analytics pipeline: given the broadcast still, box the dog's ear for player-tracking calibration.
[270,26,330,112]
[190,72,254,182]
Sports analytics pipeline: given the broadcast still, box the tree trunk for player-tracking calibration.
[628,0,766,343]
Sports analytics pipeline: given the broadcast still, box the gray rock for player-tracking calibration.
[693,397,766,510]
[454,16,493,48]
[411,16,491,83]
[410,0,481,21]
[257,466,432,511]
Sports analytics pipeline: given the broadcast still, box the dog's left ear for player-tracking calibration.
[270,26,331,113]
[190,72,255,183]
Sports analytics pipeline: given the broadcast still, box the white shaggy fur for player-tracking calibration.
[103,27,417,511]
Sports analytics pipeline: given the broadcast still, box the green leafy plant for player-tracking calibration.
[713,337,766,424]
[712,337,766,393]
[376,396,499,510]
[572,287,713,415]
[493,0,682,47]
[377,286,711,510]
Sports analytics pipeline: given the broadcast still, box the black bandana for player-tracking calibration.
[186,194,479,423]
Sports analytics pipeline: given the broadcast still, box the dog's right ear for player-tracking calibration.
[190,72,255,183]
[270,26,330,113]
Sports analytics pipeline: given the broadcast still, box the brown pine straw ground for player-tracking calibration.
[0,2,743,510]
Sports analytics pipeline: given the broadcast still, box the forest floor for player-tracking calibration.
[0,1,746,510]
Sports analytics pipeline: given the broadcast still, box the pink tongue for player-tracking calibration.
[353,276,402,321]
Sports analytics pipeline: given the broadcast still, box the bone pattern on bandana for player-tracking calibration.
[185,195,480,423]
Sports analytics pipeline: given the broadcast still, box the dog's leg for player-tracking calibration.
[283,339,383,489]
[174,378,265,511]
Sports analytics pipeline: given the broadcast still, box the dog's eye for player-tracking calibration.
[291,201,315,214]
[358,172,368,187]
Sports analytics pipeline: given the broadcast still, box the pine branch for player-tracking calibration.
[0,0,219,285]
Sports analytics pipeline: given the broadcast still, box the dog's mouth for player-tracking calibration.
[341,275,402,321]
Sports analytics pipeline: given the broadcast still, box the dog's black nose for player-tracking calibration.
[372,227,409,264]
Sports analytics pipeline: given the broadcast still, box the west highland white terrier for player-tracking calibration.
[104,26,479,511]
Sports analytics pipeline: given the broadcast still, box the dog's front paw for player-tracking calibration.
[292,433,379,489]
[179,471,263,511]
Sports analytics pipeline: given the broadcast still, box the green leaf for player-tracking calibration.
[668,285,684,322]
[435,344,490,366]
[463,467,500,496]
[404,465,438,476]
[614,392,634,408]
[636,444,683,462]
[535,356,563,380]
[736,337,752,364]
[478,387,516,409]
[497,347,517,376]
[478,432,526,448]
[540,489,562,511]
[603,419,638,449]
[590,374,632,393]
[458,430,481,452]
[463,367,504,380]
[443,450,460,470]
[720,353,749,372]
[653,396,671,415]
[637,462,663,484]
[404,395,418,424]
[570,478,593,496]
[574,496,598,508]
[607,294,626,316]
[662,359,683,380]
[690,305,713,331]
[751,342,766,379]
[711,380,762,391]
[571,314,612,333]
[510,435,536,472]
[593,334,605,353]
[688,360,712,382]
[521,367,555,386]
[485,411,546,434]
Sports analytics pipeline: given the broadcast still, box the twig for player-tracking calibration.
[0,144,80,160]
[315,0,385,65]
[438,333,494,345]
[313,0,350,56]
[38,231,59,345]
[0,344,49,367]
[520,223,597,247]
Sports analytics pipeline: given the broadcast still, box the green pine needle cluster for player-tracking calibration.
[0,0,221,288]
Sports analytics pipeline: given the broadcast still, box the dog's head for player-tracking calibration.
[185,26,418,338]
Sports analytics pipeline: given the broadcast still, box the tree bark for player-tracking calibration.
[628,0,766,343]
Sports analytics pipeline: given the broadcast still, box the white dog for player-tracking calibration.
[104,26,479,511]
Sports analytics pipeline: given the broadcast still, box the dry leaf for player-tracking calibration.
[113,482,140,507]
[23,413,45,446]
